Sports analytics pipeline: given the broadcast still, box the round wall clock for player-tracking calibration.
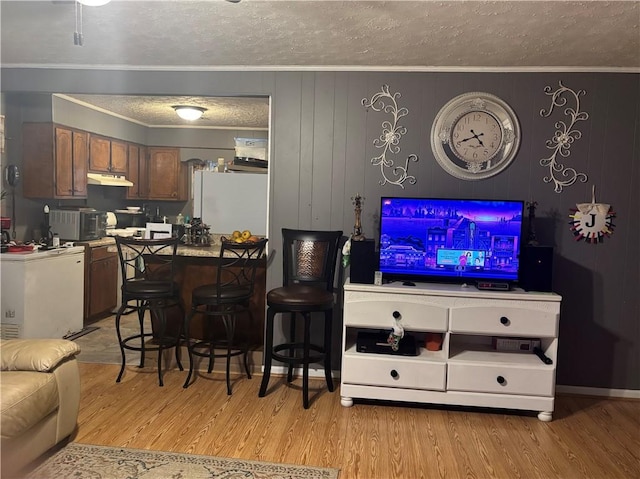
[431,92,521,180]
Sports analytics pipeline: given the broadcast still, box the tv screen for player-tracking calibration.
[378,197,524,285]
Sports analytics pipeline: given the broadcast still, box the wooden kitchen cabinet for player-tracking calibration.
[89,135,128,174]
[110,140,128,173]
[126,143,148,199]
[147,147,188,200]
[84,245,118,322]
[23,123,88,199]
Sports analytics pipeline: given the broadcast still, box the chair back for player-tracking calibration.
[216,237,268,302]
[281,228,343,291]
[115,236,180,297]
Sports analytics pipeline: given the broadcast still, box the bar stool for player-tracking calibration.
[183,237,268,394]
[114,236,184,386]
[258,228,342,409]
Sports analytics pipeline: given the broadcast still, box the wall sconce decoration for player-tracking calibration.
[539,81,589,193]
[173,106,207,121]
[569,186,616,244]
[362,85,418,188]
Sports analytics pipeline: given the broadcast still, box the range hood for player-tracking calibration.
[87,173,134,187]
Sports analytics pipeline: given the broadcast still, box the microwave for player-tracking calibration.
[49,208,107,241]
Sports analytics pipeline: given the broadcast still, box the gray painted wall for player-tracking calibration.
[1,68,638,391]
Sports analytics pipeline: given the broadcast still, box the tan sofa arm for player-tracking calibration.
[1,339,80,372]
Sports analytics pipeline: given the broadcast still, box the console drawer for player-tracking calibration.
[449,306,558,337]
[342,354,446,391]
[447,362,555,396]
[345,298,448,331]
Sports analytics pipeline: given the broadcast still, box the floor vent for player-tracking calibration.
[1,323,21,339]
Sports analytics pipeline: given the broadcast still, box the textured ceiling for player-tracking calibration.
[57,94,270,129]
[1,1,638,70]
[2,1,639,129]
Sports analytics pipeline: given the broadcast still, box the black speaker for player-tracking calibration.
[350,239,377,284]
[519,245,554,292]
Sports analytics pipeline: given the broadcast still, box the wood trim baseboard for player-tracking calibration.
[556,385,640,399]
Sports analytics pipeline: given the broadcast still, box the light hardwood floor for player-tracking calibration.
[71,362,640,479]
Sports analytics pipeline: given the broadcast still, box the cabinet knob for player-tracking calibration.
[390,369,399,379]
[500,316,510,325]
[392,311,401,319]
[496,375,506,385]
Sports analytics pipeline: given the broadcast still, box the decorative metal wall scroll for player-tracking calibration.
[362,85,418,188]
[539,81,589,193]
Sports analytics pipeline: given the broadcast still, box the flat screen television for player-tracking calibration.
[378,197,524,287]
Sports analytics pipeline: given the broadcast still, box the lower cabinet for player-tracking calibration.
[84,245,118,321]
[341,280,562,421]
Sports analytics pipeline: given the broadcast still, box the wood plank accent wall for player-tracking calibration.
[2,68,638,391]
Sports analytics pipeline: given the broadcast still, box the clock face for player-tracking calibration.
[430,92,520,180]
[450,110,503,163]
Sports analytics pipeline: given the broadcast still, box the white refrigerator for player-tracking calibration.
[193,171,268,236]
[1,246,85,339]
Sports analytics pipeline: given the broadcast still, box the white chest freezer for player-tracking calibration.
[1,246,85,339]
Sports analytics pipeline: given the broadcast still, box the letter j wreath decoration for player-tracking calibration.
[569,186,616,244]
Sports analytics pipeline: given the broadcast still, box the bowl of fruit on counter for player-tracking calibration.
[223,230,263,244]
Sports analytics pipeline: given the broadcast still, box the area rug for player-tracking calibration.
[25,443,340,479]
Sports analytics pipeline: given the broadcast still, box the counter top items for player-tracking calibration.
[144,222,172,240]
[259,228,343,409]
[48,207,106,242]
[182,218,211,246]
[1,217,12,253]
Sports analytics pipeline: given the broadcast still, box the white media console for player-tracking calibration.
[341,279,562,421]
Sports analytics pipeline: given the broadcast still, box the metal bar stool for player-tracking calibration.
[258,228,342,409]
[114,236,184,386]
[183,237,268,394]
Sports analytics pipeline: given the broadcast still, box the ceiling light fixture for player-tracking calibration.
[173,106,207,121]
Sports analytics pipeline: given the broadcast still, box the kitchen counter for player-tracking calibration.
[98,233,267,347]
[101,233,254,258]
[78,238,115,248]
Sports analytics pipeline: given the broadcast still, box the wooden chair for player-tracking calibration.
[258,228,342,408]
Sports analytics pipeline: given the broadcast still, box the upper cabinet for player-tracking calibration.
[126,143,148,200]
[89,135,127,174]
[23,123,88,199]
[110,140,128,173]
[147,147,188,201]
[23,123,188,202]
